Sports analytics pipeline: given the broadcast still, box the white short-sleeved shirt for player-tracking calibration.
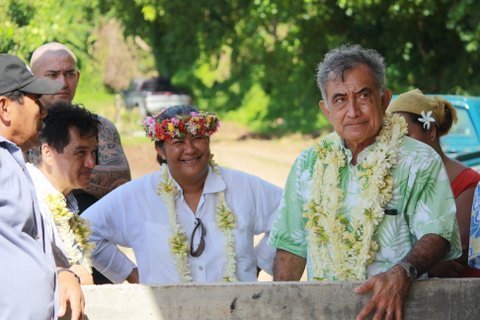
[82,166,282,284]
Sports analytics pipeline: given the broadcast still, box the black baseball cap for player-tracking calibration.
[0,53,62,96]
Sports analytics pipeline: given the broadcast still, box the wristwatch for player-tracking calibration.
[397,261,417,281]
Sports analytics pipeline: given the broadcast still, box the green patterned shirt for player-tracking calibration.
[269,135,461,280]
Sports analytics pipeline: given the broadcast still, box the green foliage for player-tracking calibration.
[100,0,480,135]
[3,0,480,135]
[0,0,99,59]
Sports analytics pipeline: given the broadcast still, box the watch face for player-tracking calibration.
[399,261,417,280]
[408,265,417,278]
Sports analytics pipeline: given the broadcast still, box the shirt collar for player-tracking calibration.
[0,135,25,166]
[337,134,380,165]
[171,165,226,198]
[202,166,226,195]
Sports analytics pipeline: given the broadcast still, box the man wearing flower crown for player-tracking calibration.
[82,105,282,284]
[269,45,461,320]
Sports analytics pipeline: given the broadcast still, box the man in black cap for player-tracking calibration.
[0,53,83,319]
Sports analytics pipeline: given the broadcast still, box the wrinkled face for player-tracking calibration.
[45,127,97,193]
[34,53,79,108]
[397,112,432,146]
[320,64,390,150]
[156,134,210,185]
[9,93,48,149]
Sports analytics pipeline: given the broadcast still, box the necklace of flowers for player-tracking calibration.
[46,192,95,272]
[303,113,407,281]
[156,160,238,282]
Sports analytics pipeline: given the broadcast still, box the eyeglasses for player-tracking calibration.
[190,217,206,257]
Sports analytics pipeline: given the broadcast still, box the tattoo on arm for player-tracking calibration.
[86,116,131,198]
[273,249,306,281]
[402,233,450,276]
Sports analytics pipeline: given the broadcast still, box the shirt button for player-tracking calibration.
[198,266,204,271]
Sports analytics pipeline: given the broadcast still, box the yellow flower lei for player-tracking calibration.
[157,161,238,282]
[303,113,407,281]
[46,193,95,272]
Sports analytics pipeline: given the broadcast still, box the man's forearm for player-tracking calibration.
[273,249,306,281]
[401,233,450,276]
[86,166,131,198]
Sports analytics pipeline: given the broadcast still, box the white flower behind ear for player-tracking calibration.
[418,111,436,130]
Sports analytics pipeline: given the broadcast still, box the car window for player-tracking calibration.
[140,78,176,92]
[449,108,476,138]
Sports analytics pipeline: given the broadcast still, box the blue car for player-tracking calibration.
[438,95,480,170]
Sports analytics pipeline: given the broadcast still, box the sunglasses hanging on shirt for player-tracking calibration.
[190,217,206,257]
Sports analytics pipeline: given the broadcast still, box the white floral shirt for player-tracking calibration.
[269,136,461,280]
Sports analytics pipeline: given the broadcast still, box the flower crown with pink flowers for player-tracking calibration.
[143,111,220,142]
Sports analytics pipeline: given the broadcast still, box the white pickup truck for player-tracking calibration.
[122,77,192,117]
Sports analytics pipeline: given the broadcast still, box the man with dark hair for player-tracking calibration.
[269,45,461,319]
[30,42,131,209]
[30,42,131,284]
[0,53,83,319]
[28,102,100,285]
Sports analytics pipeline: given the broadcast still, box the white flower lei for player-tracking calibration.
[46,192,94,272]
[156,162,238,282]
[303,113,408,281]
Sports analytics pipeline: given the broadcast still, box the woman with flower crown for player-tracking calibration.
[81,105,282,284]
[388,89,480,278]
[269,45,461,320]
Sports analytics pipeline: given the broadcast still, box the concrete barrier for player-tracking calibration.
[81,279,480,319]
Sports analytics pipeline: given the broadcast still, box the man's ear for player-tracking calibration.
[381,89,393,112]
[155,144,166,161]
[0,96,12,122]
[76,70,81,83]
[41,144,54,166]
[319,100,330,119]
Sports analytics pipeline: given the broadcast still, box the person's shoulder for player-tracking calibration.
[219,166,280,189]
[402,135,432,149]
[96,115,112,125]
[219,166,255,181]
[96,115,120,132]
[401,136,441,159]
[120,171,159,190]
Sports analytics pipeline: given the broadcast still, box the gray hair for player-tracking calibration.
[316,44,386,101]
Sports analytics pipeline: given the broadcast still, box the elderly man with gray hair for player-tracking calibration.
[269,44,461,320]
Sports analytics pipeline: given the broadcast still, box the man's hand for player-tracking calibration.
[58,269,85,320]
[126,267,139,283]
[70,264,94,285]
[354,265,412,320]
